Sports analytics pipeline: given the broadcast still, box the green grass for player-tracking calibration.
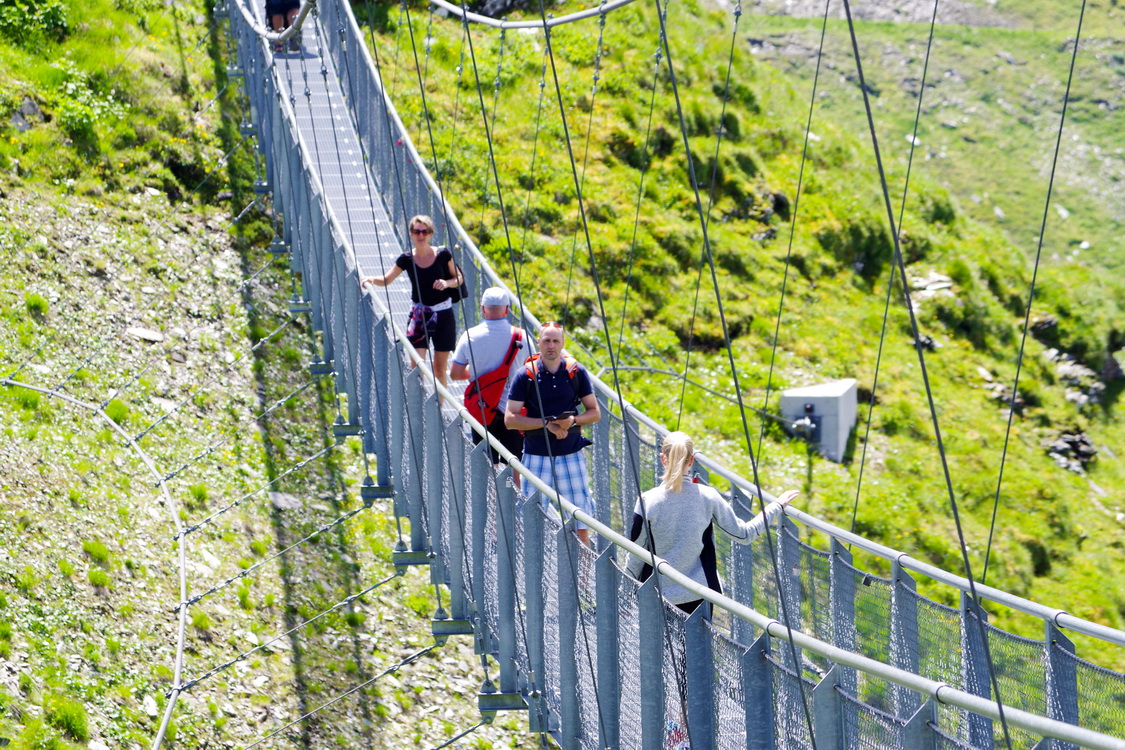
[87,568,111,588]
[81,539,110,565]
[24,291,48,316]
[360,0,1125,645]
[102,399,129,425]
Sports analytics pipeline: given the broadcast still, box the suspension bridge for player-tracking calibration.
[4,0,1123,746]
[222,0,1125,746]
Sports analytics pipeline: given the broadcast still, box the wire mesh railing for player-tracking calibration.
[220,0,1125,747]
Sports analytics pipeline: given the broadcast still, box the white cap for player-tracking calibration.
[481,287,510,307]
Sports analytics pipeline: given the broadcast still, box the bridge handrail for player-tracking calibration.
[225,0,317,42]
[786,506,1125,648]
[326,0,1125,653]
[428,0,642,30]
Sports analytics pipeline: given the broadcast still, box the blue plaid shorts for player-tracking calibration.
[522,450,595,530]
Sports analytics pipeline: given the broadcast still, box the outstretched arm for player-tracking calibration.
[361,264,404,289]
[713,489,798,545]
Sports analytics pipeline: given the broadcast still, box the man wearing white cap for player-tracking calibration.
[450,287,527,466]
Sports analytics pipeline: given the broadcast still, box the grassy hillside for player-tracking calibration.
[0,2,535,747]
[364,0,1125,653]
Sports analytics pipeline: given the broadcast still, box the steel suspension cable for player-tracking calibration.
[133,316,297,441]
[614,38,664,359]
[244,643,439,749]
[982,0,1087,586]
[177,442,336,538]
[450,2,616,738]
[749,0,832,465]
[838,1,1013,745]
[435,6,577,731]
[177,569,402,694]
[560,6,610,328]
[673,0,747,431]
[515,55,551,292]
[849,0,940,538]
[160,377,318,484]
[530,0,704,742]
[648,0,819,744]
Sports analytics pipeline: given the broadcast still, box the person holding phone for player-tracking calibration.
[504,321,600,546]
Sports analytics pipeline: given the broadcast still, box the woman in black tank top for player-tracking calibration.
[360,215,463,387]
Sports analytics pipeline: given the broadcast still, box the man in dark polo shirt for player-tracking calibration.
[504,322,601,546]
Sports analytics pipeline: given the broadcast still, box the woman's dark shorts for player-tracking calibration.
[266,0,300,16]
[407,307,456,352]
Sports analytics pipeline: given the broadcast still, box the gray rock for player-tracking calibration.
[270,491,301,510]
[126,326,164,343]
[10,111,31,133]
[19,96,43,120]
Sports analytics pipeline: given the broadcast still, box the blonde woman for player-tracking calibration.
[625,432,798,616]
[361,215,462,387]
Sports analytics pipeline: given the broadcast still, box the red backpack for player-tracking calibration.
[463,330,524,425]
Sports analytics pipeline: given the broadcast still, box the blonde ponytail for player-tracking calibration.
[660,431,695,492]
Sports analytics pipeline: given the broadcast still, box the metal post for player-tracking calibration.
[342,276,361,424]
[320,219,337,366]
[811,665,842,750]
[496,468,519,695]
[388,334,405,519]
[778,515,803,672]
[524,495,550,733]
[685,606,715,750]
[405,376,426,553]
[961,592,993,748]
[622,410,642,523]
[830,539,857,693]
[743,632,774,750]
[891,561,921,718]
[902,698,937,749]
[638,576,664,750]
[592,393,614,533]
[424,392,445,587]
[558,526,580,749]
[368,315,391,482]
[729,485,756,646]
[439,419,472,632]
[469,440,491,655]
[1046,622,1079,750]
[595,546,620,749]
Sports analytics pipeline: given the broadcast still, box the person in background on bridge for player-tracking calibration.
[266,0,300,53]
[624,431,798,617]
[450,286,526,475]
[504,321,600,547]
[361,215,463,389]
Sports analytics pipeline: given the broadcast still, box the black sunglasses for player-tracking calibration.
[410,227,432,236]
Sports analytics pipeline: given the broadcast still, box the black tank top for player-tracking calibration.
[395,247,454,306]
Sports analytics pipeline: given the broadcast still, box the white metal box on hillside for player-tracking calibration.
[780,379,857,462]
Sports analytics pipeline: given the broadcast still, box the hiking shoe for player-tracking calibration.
[288,31,302,53]
[272,40,284,54]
